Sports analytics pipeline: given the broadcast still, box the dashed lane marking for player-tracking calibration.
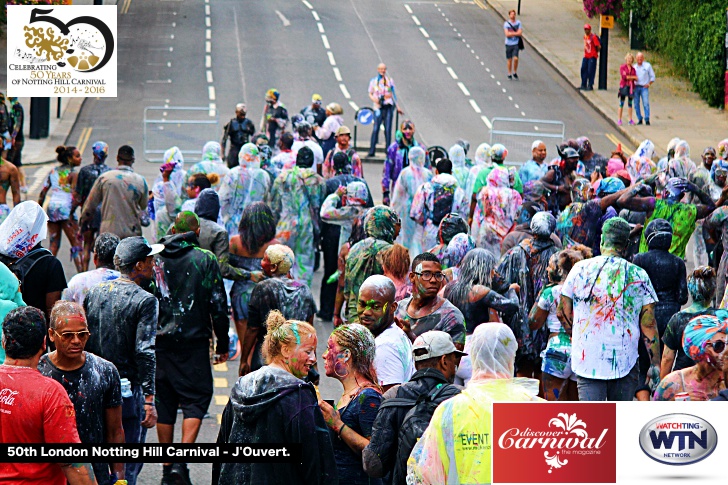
[404,4,413,13]
[317,22,324,33]
[312,10,320,21]
[428,40,438,51]
[214,395,229,406]
[303,0,313,8]
[446,67,458,79]
[214,377,228,388]
[333,67,342,81]
[437,52,448,64]
[322,35,330,49]
[419,27,429,38]
[213,362,228,372]
[481,115,492,129]
[327,51,336,66]
[412,15,421,26]
[340,84,351,99]
[457,82,470,96]
[469,99,482,113]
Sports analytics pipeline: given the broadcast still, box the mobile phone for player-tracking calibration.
[324,399,335,408]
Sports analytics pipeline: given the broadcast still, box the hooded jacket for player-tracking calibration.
[154,231,229,353]
[216,366,338,485]
[0,262,26,363]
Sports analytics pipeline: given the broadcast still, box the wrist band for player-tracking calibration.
[113,481,128,485]
[144,402,155,407]
[337,423,348,437]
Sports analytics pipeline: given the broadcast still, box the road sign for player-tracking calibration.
[601,15,614,29]
[357,109,374,125]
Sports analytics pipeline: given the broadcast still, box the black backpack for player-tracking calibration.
[0,247,53,289]
[379,383,456,484]
[429,180,455,226]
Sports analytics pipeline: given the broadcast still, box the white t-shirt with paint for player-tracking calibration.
[374,323,415,386]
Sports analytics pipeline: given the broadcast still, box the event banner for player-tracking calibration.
[6,5,117,97]
[493,401,724,484]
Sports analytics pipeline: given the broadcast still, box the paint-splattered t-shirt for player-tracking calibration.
[395,297,466,346]
[537,284,564,333]
[638,200,697,259]
[330,388,383,484]
[39,352,122,483]
[374,323,415,387]
[561,255,657,380]
[248,277,317,331]
[62,267,120,306]
[344,237,392,322]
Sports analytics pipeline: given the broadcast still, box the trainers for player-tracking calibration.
[513,73,519,80]
[646,119,651,125]
[170,463,192,485]
[507,74,513,80]
[637,119,643,125]
[617,120,622,126]
[20,186,28,194]
[628,120,635,125]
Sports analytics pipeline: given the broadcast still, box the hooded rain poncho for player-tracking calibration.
[391,146,432,256]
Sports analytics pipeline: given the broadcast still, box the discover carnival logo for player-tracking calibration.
[493,403,616,483]
[639,414,718,466]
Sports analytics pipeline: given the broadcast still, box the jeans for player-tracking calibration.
[122,385,148,485]
[576,362,639,401]
[369,104,394,155]
[580,57,598,88]
[634,85,650,121]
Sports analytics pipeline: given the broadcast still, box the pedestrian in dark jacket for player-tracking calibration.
[153,211,230,484]
[215,310,338,485]
[363,330,463,485]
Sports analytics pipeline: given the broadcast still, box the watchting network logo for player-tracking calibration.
[639,413,718,466]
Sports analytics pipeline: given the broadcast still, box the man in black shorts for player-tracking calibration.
[504,10,523,79]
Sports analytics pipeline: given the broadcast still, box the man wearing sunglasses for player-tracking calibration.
[394,252,465,350]
[39,301,126,485]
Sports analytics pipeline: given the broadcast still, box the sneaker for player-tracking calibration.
[646,119,650,125]
[169,463,192,485]
[628,120,635,125]
[637,119,643,125]
[617,120,622,126]
[513,73,519,80]
[20,186,28,194]
[507,74,513,80]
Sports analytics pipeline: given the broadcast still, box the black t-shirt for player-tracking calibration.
[662,309,718,372]
[13,244,67,314]
[38,352,122,483]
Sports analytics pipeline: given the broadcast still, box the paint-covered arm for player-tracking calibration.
[617,184,656,212]
[556,295,573,335]
[639,303,661,390]
[10,167,20,205]
[409,185,427,225]
[382,145,396,198]
[598,187,629,211]
[206,253,230,355]
[686,180,716,219]
[652,372,680,401]
[104,406,125,480]
[135,295,158,397]
[660,347,676,380]
[677,260,688,306]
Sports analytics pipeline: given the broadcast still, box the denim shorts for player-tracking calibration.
[541,333,576,381]
[506,44,519,59]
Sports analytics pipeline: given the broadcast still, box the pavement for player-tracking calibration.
[477,0,728,157]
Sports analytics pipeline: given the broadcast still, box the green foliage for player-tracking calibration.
[618,0,727,107]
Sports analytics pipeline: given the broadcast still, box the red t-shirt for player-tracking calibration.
[0,365,81,484]
[584,33,601,59]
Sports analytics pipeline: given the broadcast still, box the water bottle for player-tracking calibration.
[120,378,132,398]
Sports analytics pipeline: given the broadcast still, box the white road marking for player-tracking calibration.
[206,41,211,53]
[471,49,475,54]
[303,0,313,9]
[404,4,412,13]
[205,17,210,27]
[206,70,213,83]
[496,81,501,86]
[475,55,479,59]
[209,86,216,100]
[428,40,438,50]
[437,52,448,64]
[457,82,470,96]
[333,67,342,81]
[490,74,495,78]
[481,115,492,129]
[515,104,519,108]
[206,29,211,39]
[535,126,540,131]
[275,10,291,27]
[209,102,216,117]
[205,4,210,15]
[412,15,421,26]
[28,164,54,194]
[466,44,470,48]
[328,51,336,66]
[469,99,482,113]
[446,67,458,79]
[317,22,324,33]
[340,84,351,99]
[508,96,513,101]
[419,27,429,38]
[502,88,507,93]
[146,79,172,83]
[322,35,330,49]
[312,11,320,21]
[349,101,359,111]
[521,111,526,116]
[206,55,211,68]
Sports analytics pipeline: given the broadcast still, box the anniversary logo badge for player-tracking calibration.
[6,5,117,97]
[493,403,616,483]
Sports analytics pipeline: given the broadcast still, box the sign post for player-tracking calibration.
[598,14,613,91]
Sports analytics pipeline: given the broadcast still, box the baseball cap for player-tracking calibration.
[584,24,591,30]
[336,126,351,137]
[117,145,135,161]
[312,93,322,103]
[412,330,467,362]
[114,236,164,266]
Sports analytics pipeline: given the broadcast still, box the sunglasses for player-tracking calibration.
[53,330,91,341]
[414,271,446,282]
[707,340,726,354]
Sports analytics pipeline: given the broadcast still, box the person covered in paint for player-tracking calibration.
[318,323,384,485]
[334,213,368,326]
[441,233,475,285]
[243,244,317,377]
[268,132,296,179]
[75,141,111,272]
[619,176,714,259]
[470,164,522,256]
[218,142,272,238]
[151,147,185,241]
[689,147,720,268]
[469,144,523,225]
[0,306,98,485]
[390,145,432,256]
[39,145,83,272]
[576,136,609,180]
[540,145,580,214]
[626,139,657,183]
[39,301,125,484]
[528,249,589,401]
[556,176,628,255]
[186,141,229,189]
[633,219,688,340]
[357,275,415,392]
[661,266,718,378]
[463,142,491,202]
[493,211,560,378]
[501,181,561,254]
[654,315,727,401]
[558,217,660,401]
[427,213,469,263]
[381,243,412,302]
[322,125,363,179]
[216,311,337,485]
[0,260,25,364]
[394,252,466,349]
[292,121,325,170]
[448,143,470,190]
[221,104,256,168]
[321,181,370,252]
[519,140,548,184]
[62,233,120,306]
[443,248,519,385]
[268,146,326,287]
[705,197,728,303]
[344,205,401,323]
[410,158,467,252]
[406,323,542,485]
[180,172,220,212]
[364,330,463,485]
[153,211,229,483]
[382,120,424,206]
[315,102,345,159]
[260,88,288,150]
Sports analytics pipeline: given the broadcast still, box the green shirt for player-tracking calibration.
[638,200,697,258]
[472,163,523,196]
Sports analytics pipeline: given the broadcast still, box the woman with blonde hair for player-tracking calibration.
[216,310,337,485]
[618,52,637,126]
[319,323,384,485]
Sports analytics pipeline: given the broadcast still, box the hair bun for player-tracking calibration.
[265,310,286,333]
[207,173,220,185]
[55,145,66,155]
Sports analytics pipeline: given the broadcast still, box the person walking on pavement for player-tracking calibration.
[504,9,523,80]
[0,145,21,225]
[80,145,149,240]
[580,24,601,90]
[633,52,656,125]
[368,63,404,157]
[221,103,256,169]
[5,96,27,192]
[62,232,120,306]
[618,53,637,126]
[75,141,112,272]
[260,88,288,150]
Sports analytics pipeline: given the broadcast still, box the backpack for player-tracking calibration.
[0,247,53,289]
[379,383,455,484]
[430,181,455,225]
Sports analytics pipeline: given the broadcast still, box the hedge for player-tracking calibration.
[617,0,727,108]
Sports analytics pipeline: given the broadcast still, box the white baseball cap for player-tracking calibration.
[412,330,467,361]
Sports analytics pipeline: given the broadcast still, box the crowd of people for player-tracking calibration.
[2,87,728,485]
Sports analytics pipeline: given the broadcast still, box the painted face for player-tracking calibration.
[287,332,317,379]
[337,133,351,148]
[185,177,199,199]
[71,149,82,166]
[716,170,728,187]
[401,124,414,139]
[705,331,727,370]
[357,286,393,335]
[50,315,89,358]
[261,253,275,276]
[136,255,156,281]
[411,260,444,298]
[323,336,349,379]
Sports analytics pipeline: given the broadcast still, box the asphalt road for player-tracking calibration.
[20,1,635,483]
